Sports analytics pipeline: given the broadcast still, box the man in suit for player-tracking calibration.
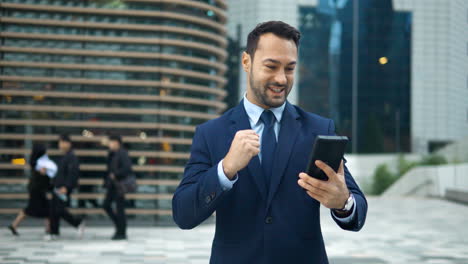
[172,21,367,263]
[103,134,132,240]
[47,134,85,241]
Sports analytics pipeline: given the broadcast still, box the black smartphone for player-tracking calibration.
[306,135,349,181]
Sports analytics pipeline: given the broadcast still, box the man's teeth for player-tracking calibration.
[270,88,283,93]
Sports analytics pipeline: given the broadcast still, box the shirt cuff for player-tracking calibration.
[217,159,238,191]
[331,196,357,223]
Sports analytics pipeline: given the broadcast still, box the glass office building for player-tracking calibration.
[298,0,412,153]
[0,0,227,218]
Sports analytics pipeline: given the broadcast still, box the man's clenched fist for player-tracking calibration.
[222,130,260,179]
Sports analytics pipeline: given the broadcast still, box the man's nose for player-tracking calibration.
[274,70,287,86]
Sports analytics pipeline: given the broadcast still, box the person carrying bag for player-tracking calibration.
[103,134,135,240]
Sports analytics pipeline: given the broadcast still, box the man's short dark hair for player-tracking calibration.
[109,134,122,144]
[59,133,72,143]
[246,21,301,60]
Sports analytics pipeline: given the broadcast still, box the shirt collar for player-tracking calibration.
[243,93,286,125]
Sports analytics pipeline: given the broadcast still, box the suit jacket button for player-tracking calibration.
[205,196,212,204]
[265,216,273,224]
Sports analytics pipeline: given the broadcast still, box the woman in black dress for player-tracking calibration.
[7,144,52,236]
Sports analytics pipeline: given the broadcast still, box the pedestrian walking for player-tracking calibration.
[7,143,55,236]
[103,134,133,240]
[46,134,85,241]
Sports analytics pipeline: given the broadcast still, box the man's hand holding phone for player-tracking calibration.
[298,160,349,210]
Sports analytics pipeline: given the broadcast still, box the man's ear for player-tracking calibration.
[241,51,251,73]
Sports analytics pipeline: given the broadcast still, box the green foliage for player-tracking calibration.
[370,154,448,195]
[419,154,447,166]
[371,164,396,195]
[396,155,418,176]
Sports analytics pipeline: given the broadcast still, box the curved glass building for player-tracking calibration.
[0,0,227,218]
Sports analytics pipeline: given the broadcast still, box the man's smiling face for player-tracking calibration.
[243,32,298,109]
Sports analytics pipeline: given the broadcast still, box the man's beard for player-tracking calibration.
[249,70,290,108]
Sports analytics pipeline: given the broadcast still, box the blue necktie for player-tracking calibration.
[260,110,277,191]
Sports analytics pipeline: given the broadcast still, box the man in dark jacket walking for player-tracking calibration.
[46,134,85,241]
[103,134,132,240]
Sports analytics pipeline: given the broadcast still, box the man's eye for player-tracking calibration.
[266,65,276,70]
[286,68,295,72]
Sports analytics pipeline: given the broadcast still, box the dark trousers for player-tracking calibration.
[50,192,82,235]
[103,183,127,235]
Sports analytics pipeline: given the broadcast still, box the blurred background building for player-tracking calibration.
[227,0,468,155]
[0,0,227,219]
[0,0,467,222]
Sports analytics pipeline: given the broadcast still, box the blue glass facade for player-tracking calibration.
[298,0,411,153]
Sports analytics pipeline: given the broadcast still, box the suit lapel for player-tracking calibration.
[266,102,302,208]
[229,100,268,202]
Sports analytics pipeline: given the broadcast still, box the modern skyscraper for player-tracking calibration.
[392,0,468,153]
[227,0,468,154]
[0,0,228,217]
[298,0,412,153]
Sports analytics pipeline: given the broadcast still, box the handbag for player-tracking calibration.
[114,174,137,194]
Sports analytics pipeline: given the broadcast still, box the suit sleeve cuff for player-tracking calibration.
[331,197,357,223]
[217,159,238,191]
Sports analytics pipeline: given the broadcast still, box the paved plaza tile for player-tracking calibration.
[1,197,467,264]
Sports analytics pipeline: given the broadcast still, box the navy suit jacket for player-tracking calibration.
[173,101,367,264]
